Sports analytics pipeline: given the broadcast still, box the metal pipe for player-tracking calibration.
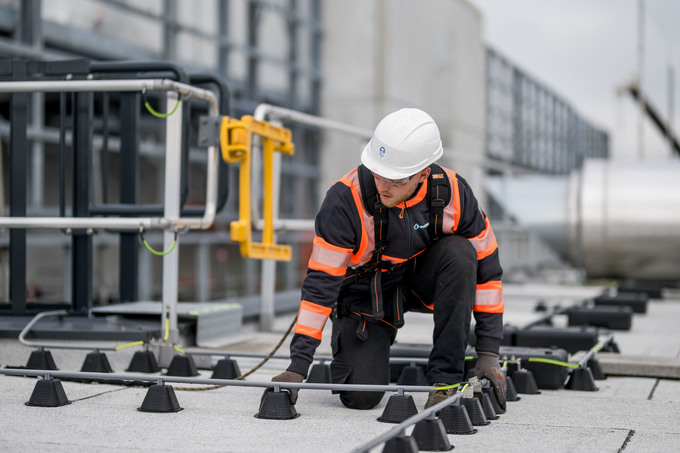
[252,103,372,232]
[181,347,429,365]
[486,158,680,280]
[18,310,119,351]
[0,368,435,393]
[352,392,463,453]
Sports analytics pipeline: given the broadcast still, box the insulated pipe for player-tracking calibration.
[486,158,680,281]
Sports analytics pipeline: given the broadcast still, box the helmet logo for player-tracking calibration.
[379,146,386,158]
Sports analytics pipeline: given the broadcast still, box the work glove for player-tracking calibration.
[261,371,304,406]
[474,351,507,411]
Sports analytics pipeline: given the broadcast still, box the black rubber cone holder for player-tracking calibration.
[483,387,505,414]
[475,391,499,420]
[439,404,477,435]
[211,358,241,379]
[127,350,160,373]
[26,378,71,407]
[588,357,606,380]
[378,393,418,423]
[306,362,331,383]
[505,375,521,402]
[26,350,58,371]
[511,369,540,394]
[81,351,114,373]
[396,365,428,386]
[256,390,299,419]
[138,383,183,412]
[566,367,599,391]
[460,397,489,426]
[411,418,453,451]
[165,355,199,377]
[382,435,419,453]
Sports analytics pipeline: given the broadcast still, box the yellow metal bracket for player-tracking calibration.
[220,115,295,261]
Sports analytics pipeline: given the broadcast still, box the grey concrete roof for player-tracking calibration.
[1,281,679,452]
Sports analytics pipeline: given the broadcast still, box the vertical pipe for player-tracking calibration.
[59,93,66,217]
[247,0,259,101]
[30,93,44,209]
[162,92,182,341]
[259,134,277,332]
[669,64,675,156]
[287,0,298,109]
[218,0,230,78]
[100,93,109,204]
[9,60,28,314]
[71,92,94,314]
[196,242,210,302]
[163,0,178,61]
[637,0,645,159]
[119,93,140,302]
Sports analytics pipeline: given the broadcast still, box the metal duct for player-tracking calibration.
[487,159,680,280]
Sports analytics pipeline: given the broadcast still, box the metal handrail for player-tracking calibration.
[0,78,219,232]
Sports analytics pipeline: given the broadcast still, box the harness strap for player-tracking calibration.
[371,200,387,320]
[427,165,451,239]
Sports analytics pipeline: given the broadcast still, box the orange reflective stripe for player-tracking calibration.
[469,217,498,260]
[308,236,352,277]
[473,280,504,313]
[294,300,332,340]
[442,169,460,233]
[341,170,371,265]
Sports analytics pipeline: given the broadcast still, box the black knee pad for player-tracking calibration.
[339,391,384,410]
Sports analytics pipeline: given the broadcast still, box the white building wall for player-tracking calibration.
[320,0,487,203]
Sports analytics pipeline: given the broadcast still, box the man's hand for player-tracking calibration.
[261,371,304,406]
[474,352,507,410]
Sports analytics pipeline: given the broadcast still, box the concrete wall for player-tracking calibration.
[320,0,487,201]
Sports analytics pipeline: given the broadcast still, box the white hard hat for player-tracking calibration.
[361,108,443,179]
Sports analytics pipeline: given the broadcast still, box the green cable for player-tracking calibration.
[143,93,181,119]
[527,357,580,368]
[140,231,178,256]
[434,383,461,391]
[115,340,144,351]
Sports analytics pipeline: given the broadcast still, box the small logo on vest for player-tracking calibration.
[413,222,429,230]
[379,146,386,158]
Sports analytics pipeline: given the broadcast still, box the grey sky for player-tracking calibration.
[471,0,680,160]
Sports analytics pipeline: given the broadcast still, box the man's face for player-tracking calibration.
[373,167,431,208]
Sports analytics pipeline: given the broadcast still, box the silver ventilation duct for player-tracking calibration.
[487,159,680,280]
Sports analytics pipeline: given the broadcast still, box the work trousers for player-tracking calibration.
[330,235,477,409]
